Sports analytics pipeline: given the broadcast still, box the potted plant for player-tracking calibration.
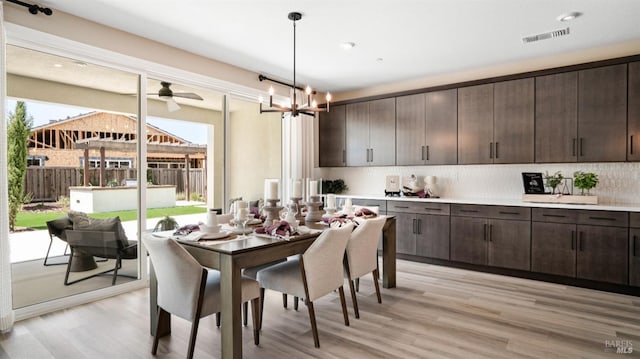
[153,215,179,232]
[322,179,348,194]
[544,171,564,194]
[573,171,599,195]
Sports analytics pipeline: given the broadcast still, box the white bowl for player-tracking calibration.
[199,224,221,233]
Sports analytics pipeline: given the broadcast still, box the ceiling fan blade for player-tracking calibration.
[172,92,203,100]
[166,97,181,112]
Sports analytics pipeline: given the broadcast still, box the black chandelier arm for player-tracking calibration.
[6,0,53,15]
[258,74,315,94]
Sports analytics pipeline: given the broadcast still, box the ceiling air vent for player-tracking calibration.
[522,27,570,44]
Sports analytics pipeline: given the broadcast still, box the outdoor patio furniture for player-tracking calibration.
[44,217,72,266]
[45,212,106,271]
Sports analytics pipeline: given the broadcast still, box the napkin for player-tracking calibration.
[355,208,378,217]
[255,220,297,240]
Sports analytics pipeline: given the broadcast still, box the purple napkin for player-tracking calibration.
[355,208,377,217]
[255,220,293,237]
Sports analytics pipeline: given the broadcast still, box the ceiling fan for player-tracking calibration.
[149,81,204,112]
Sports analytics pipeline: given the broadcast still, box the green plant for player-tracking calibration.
[58,195,70,209]
[544,171,564,194]
[107,179,119,187]
[190,192,203,201]
[175,192,186,200]
[573,171,599,195]
[7,101,33,231]
[153,215,179,232]
[322,179,348,194]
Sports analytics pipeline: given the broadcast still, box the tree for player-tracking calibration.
[7,101,33,231]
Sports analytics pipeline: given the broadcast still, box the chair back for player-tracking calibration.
[346,216,386,279]
[66,230,122,257]
[142,236,205,321]
[302,223,353,300]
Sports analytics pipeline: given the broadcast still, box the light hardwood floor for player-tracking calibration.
[1,260,639,358]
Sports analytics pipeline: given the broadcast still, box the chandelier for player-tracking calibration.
[259,12,331,117]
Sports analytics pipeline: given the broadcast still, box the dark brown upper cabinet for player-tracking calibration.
[458,79,533,164]
[493,78,535,163]
[577,64,627,162]
[458,84,494,164]
[318,105,346,167]
[629,62,640,161]
[396,89,457,165]
[346,98,396,166]
[535,71,579,163]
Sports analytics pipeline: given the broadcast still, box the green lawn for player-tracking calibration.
[16,206,207,230]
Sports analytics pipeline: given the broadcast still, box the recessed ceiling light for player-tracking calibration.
[53,63,62,68]
[557,11,581,22]
[340,42,355,50]
[376,58,384,62]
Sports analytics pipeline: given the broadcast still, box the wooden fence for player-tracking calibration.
[24,167,207,202]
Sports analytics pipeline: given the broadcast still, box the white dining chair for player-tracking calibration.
[257,223,354,348]
[143,236,261,359]
[344,215,386,318]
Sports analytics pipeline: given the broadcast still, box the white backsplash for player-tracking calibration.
[317,162,640,205]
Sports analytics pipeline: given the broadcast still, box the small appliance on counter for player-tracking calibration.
[385,175,401,197]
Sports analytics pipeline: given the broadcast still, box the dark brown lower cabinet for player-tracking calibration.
[415,213,450,260]
[631,227,640,287]
[532,221,629,285]
[391,212,416,255]
[450,216,530,270]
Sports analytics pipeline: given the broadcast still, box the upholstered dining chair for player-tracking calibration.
[344,215,386,318]
[351,205,380,292]
[257,223,354,348]
[143,236,261,359]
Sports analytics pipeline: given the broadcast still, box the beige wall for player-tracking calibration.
[228,99,281,205]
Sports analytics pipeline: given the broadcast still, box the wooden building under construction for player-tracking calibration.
[27,111,206,169]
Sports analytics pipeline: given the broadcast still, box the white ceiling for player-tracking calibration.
[22,0,640,94]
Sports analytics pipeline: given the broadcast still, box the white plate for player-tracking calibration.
[230,227,254,234]
[200,231,231,240]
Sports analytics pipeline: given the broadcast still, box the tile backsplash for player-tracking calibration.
[317,162,640,205]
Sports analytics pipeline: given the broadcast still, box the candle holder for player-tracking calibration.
[263,199,284,226]
[305,195,325,223]
[323,207,337,217]
[290,197,304,224]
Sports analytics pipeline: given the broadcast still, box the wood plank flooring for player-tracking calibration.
[1,259,638,358]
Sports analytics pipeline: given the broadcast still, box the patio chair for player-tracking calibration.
[44,217,72,266]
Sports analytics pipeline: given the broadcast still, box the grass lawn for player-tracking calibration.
[16,206,207,230]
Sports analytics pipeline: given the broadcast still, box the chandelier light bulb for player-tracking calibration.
[305,86,312,95]
[326,93,332,102]
[258,95,264,104]
[268,86,274,96]
[312,99,318,108]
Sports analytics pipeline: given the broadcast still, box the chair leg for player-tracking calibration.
[348,278,359,319]
[243,301,248,326]
[372,269,382,303]
[152,308,170,355]
[306,299,320,348]
[63,249,74,285]
[251,297,260,345]
[355,277,360,292]
[187,318,200,359]
[259,288,265,330]
[282,293,288,308]
[294,296,299,311]
[338,286,350,327]
[112,256,121,286]
[216,312,221,328]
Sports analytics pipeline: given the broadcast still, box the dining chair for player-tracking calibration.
[351,205,380,292]
[257,223,354,348]
[344,215,386,318]
[143,236,261,359]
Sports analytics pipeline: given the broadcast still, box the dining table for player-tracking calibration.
[147,215,396,359]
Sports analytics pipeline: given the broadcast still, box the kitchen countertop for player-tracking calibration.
[336,194,640,212]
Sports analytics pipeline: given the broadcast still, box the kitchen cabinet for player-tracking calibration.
[629,62,640,161]
[458,79,534,164]
[578,64,627,162]
[318,104,346,167]
[396,90,457,165]
[535,71,578,163]
[458,84,494,164]
[450,205,531,270]
[531,208,629,285]
[630,213,640,286]
[387,201,450,259]
[345,98,395,166]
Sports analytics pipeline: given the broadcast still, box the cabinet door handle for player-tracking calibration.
[489,142,493,159]
[460,209,479,213]
[394,205,409,209]
[543,214,566,218]
[572,138,577,157]
[426,145,430,161]
[579,232,584,251]
[631,135,635,155]
[417,219,422,235]
[499,211,520,215]
[488,224,493,242]
[588,216,616,222]
[412,218,416,234]
[579,138,584,157]
[370,148,374,163]
[495,142,499,159]
[424,207,442,211]
[483,223,487,241]
[421,145,425,161]
[571,231,576,250]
